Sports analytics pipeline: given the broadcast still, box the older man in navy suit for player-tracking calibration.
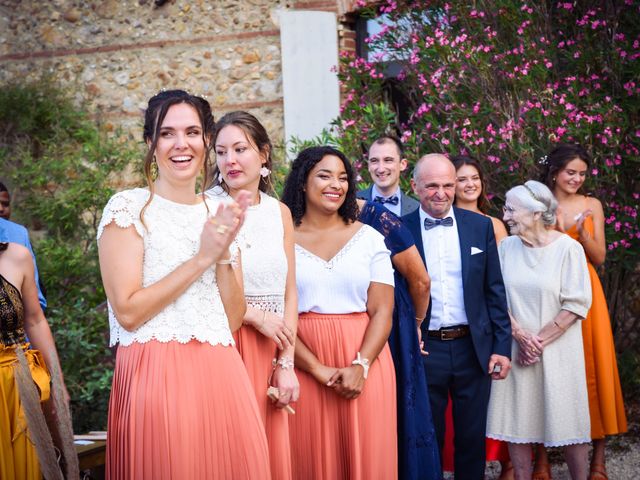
[357,136,419,216]
[403,154,511,479]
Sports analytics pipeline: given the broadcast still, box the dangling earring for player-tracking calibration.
[151,155,158,180]
[260,166,271,178]
[217,172,224,183]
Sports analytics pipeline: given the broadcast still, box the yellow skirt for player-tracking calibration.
[0,344,50,480]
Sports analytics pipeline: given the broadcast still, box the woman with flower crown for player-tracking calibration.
[207,111,299,480]
[98,90,270,479]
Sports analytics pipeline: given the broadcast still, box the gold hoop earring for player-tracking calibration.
[151,155,158,180]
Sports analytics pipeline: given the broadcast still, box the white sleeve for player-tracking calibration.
[369,231,394,287]
[97,190,145,240]
[559,239,592,319]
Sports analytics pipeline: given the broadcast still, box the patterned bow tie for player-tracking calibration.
[423,217,454,230]
[374,195,399,206]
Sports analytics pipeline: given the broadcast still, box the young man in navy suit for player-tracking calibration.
[403,154,511,479]
[357,136,419,216]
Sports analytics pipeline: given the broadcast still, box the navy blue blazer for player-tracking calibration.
[402,206,511,371]
[357,185,419,217]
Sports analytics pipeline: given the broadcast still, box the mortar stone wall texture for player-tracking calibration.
[0,0,363,146]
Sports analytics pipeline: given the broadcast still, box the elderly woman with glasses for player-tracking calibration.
[486,180,592,480]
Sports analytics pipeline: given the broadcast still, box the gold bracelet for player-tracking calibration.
[554,320,567,332]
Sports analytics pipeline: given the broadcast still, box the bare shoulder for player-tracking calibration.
[586,195,604,214]
[278,201,293,221]
[5,242,32,263]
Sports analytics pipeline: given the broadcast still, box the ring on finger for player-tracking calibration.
[216,224,229,234]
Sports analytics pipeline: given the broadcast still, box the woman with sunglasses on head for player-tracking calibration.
[98,90,270,479]
[207,111,299,480]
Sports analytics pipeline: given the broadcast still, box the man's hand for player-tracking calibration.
[488,354,511,380]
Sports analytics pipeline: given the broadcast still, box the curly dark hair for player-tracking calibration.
[281,146,359,226]
[539,143,591,192]
[450,154,491,213]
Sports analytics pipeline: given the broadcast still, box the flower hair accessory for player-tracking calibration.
[538,155,548,165]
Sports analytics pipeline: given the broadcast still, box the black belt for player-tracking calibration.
[427,325,470,341]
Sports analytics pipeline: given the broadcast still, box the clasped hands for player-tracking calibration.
[314,363,365,400]
[515,329,544,366]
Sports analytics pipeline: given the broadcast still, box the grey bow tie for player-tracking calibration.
[424,217,453,230]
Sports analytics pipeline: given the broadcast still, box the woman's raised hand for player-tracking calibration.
[576,209,593,241]
[198,190,252,265]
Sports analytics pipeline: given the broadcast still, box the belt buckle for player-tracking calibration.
[440,329,452,341]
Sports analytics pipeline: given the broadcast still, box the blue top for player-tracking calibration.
[0,218,47,310]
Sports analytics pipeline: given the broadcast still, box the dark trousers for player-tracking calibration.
[423,335,491,480]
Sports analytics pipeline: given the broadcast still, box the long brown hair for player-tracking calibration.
[539,143,592,193]
[140,90,215,226]
[450,155,491,213]
[209,111,274,194]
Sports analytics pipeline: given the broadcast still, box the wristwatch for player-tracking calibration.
[351,351,370,379]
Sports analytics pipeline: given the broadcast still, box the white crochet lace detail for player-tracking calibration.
[246,294,285,315]
[206,189,287,316]
[97,188,236,347]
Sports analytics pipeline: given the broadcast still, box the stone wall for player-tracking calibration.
[0,0,364,146]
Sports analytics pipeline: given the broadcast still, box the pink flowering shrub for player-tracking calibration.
[291,0,639,342]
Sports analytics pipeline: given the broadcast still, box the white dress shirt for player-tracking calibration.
[418,207,469,330]
[371,184,402,217]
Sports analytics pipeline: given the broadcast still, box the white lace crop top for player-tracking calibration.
[97,188,236,347]
[206,187,287,315]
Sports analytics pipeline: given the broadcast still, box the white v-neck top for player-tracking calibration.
[295,225,394,314]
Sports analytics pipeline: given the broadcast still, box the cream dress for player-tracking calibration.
[486,234,592,447]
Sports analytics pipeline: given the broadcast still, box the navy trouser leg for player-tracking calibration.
[423,337,452,470]
[424,336,490,480]
[451,336,490,480]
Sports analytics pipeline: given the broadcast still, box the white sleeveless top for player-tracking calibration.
[206,187,286,315]
[97,188,237,347]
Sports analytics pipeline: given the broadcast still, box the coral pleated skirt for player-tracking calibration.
[234,325,292,480]
[289,312,398,480]
[106,339,271,480]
